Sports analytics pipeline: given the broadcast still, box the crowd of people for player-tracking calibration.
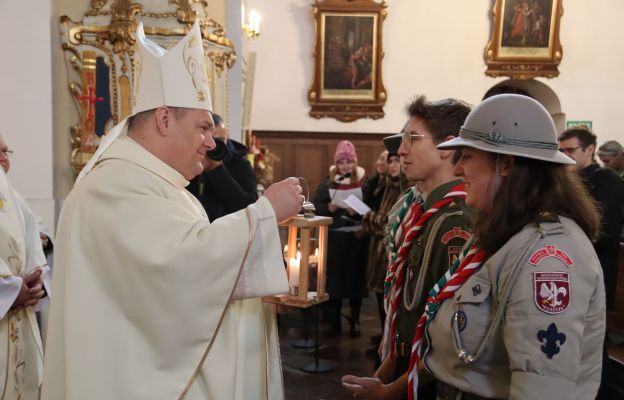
[2,20,624,400]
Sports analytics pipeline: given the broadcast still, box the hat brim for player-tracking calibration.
[383,134,402,155]
[437,136,575,165]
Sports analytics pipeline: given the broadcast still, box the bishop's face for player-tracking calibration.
[168,108,216,180]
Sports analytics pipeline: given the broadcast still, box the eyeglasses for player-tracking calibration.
[0,149,13,158]
[401,129,434,145]
[558,146,581,155]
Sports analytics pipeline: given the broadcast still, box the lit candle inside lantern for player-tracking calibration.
[289,251,301,294]
[283,244,288,257]
[309,247,319,264]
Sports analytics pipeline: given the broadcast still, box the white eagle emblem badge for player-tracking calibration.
[534,272,570,314]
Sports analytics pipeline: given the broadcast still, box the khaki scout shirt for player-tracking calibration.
[424,216,605,400]
[394,180,473,372]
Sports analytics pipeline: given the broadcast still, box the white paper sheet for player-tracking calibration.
[343,194,371,215]
[329,187,363,208]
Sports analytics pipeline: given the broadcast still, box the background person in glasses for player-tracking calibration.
[0,136,54,259]
[187,113,258,222]
[0,133,51,398]
[558,127,624,399]
[557,127,624,311]
[342,96,473,399]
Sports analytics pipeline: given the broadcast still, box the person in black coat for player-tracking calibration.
[558,127,624,400]
[187,113,258,221]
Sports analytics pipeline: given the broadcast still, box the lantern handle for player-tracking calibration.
[297,177,316,218]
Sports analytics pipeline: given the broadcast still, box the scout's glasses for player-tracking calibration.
[401,129,435,145]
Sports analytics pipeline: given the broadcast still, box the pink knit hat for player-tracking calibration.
[334,140,358,163]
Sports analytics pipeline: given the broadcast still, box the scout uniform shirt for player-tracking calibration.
[423,216,605,400]
[394,180,473,374]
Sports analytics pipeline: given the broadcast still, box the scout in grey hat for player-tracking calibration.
[438,94,574,164]
[419,93,605,400]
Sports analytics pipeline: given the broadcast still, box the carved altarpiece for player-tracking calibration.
[60,0,236,173]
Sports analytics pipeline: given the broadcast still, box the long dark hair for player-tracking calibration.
[473,156,600,253]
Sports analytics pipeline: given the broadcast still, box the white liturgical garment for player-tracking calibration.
[0,168,48,399]
[42,135,287,399]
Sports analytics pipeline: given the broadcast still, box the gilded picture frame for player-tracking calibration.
[308,0,387,122]
[484,0,563,79]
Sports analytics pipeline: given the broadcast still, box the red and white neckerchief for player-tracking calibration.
[407,246,488,400]
[381,183,467,361]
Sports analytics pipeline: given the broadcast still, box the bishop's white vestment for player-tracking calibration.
[42,136,287,399]
[0,169,48,399]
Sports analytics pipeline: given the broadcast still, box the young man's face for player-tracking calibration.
[558,136,594,170]
[168,108,216,180]
[397,116,441,184]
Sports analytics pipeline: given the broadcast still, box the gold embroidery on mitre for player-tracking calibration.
[132,50,142,108]
[183,37,209,103]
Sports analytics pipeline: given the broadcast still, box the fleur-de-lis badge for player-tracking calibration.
[537,323,566,359]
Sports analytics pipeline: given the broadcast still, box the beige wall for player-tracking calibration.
[246,0,624,144]
[0,0,56,232]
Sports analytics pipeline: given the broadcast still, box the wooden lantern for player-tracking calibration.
[264,214,332,308]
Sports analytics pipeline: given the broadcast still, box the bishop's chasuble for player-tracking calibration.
[42,135,287,399]
[0,169,47,399]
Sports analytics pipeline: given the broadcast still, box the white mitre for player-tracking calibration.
[76,20,213,182]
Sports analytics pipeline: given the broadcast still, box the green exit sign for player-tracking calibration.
[566,120,592,130]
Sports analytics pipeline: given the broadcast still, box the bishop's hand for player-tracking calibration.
[263,177,304,223]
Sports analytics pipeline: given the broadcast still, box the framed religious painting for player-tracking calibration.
[484,0,563,79]
[308,0,387,122]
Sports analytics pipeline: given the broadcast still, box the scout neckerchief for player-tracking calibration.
[407,244,488,400]
[381,182,467,360]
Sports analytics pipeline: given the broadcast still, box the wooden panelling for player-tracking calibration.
[254,130,389,195]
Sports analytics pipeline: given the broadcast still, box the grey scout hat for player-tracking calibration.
[437,94,575,164]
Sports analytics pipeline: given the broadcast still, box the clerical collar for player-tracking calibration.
[99,135,189,189]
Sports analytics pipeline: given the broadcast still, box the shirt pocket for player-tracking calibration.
[452,275,492,356]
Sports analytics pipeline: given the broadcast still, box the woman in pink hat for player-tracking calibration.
[313,140,368,337]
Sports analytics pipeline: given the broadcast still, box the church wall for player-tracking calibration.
[0,0,56,233]
[246,0,624,144]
